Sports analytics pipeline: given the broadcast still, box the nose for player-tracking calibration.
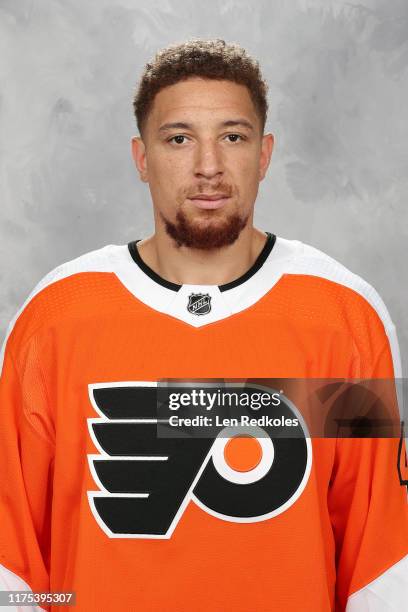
[193,140,224,179]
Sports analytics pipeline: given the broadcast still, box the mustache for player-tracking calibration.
[185,185,233,198]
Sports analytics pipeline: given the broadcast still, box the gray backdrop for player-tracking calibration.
[1,0,407,374]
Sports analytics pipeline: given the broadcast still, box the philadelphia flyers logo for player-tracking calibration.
[87,381,312,538]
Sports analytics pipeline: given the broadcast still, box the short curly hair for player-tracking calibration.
[133,38,269,139]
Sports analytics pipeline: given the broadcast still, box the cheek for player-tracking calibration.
[149,169,186,209]
[230,148,259,174]
[233,160,260,192]
[151,153,188,185]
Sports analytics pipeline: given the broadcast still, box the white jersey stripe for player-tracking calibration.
[346,554,408,611]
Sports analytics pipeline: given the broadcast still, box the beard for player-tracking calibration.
[160,206,250,250]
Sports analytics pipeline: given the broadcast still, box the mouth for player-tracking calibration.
[188,195,231,210]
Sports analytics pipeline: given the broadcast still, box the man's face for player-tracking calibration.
[132,77,274,249]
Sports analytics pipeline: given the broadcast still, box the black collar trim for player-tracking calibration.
[127,232,276,293]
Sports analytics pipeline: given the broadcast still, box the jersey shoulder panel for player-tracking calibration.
[0,244,122,372]
[291,241,395,333]
[278,240,401,379]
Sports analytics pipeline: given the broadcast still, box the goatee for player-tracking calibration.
[161,209,249,250]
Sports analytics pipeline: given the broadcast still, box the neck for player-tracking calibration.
[135,225,269,287]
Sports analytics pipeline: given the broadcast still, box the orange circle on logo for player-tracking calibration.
[223,435,263,472]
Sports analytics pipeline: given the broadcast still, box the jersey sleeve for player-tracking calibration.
[328,323,408,611]
[0,332,54,612]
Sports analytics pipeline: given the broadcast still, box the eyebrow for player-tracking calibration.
[158,119,255,133]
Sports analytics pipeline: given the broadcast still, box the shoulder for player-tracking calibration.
[25,243,118,294]
[276,236,395,333]
[1,243,126,366]
[272,237,401,377]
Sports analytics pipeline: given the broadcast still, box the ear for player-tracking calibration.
[131,136,149,182]
[259,133,274,181]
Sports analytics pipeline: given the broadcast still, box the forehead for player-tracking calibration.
[149,78,258,127]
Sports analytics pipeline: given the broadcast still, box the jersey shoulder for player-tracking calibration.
[284,238,396,334]
[1,244,126,365]
[272,238,401,378]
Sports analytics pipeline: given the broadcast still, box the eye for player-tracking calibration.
[225,133,246,143]
[168,135,188,145]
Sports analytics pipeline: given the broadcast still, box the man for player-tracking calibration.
[0,38,407,612]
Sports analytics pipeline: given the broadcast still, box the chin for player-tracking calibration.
[163,209,249,250]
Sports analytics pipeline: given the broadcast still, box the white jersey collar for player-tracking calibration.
[107,234,300,328]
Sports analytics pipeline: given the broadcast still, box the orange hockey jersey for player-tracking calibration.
[0,232,407,611]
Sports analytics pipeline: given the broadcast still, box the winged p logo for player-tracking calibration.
[87,381,311,538]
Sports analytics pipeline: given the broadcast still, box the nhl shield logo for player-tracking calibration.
[187,293,212,315]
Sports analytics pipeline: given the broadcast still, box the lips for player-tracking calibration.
[188,194,230,210]
[189,194,229,200]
